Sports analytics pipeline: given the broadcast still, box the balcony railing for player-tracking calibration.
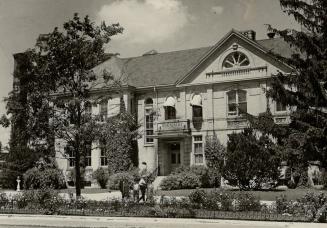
[156,119,191,135]
[206,66,268,79]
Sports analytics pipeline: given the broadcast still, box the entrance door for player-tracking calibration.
[169,142,181,173]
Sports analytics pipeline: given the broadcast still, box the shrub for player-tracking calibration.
[161,165,215,190]
[180,172,201,189]
[13,188,64,213]
[189,189,207,205]
[321,170,327,188]
[23,167,66,190]
[108,169,140,190]
[235,192,261,211]
[160,175,181,190]
[93,168,109,189]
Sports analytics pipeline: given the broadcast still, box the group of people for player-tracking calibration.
[119,175,154,203]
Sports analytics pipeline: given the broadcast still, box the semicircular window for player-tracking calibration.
[222,52,250,69]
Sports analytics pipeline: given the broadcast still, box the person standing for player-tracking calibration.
[133,178,140,202]
[138,176,147,202]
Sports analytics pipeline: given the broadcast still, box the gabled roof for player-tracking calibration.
[93,30,297,88]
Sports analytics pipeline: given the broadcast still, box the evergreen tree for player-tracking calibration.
[266,0,327,172]
[204,133,225,187]
[223,128,281,190]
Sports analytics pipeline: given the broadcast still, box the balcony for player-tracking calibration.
[155,119,191,138]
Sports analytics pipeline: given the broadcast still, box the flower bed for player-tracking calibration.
[0,190,325,223]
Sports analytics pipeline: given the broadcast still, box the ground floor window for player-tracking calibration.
[100,142,108,166]
[65,145,75,167]
[193,135,204,164]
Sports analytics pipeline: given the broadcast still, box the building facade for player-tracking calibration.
[55,30,294,183]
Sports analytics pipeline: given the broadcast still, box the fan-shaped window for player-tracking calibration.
[222,52,250,69]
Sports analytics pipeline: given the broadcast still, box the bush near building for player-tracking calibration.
[23,160,66,190]
[160,166,217,190]
[93,168,109,189]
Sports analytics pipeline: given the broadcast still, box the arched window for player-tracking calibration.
[164,97,176,120]
[222,52,250,69]
[145,98,154,143]
[227,90,247,116]
[191,94,203,119]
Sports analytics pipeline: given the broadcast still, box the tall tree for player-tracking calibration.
[12,13,123,196]
[48,14,122,196]
[266,0,327,170]
[0,51,54,188]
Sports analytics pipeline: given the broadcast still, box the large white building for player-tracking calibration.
[55,29,294,184]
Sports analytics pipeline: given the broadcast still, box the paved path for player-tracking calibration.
[0,214,325,228]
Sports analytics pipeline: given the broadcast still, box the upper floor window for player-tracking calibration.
[191,94,203,119]
[99,100,108,122]
[227,90,247,116]
[222,52,250,69]
[145,98,154,144]
[164,96,176,120]
[276,100,287,112]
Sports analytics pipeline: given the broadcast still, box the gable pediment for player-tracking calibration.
[177,30,293,86]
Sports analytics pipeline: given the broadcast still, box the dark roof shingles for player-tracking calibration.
[94,38,295,88]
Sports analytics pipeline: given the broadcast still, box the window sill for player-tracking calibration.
[144,143,154,147]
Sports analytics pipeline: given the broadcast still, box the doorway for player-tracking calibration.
[169,142,181,173]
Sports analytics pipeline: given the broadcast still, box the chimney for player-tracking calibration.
[240,30,256,41]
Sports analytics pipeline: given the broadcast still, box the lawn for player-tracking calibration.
[155,188,327,201]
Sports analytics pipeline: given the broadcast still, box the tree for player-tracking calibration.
[223,128,281,190]
[266,0,327,178]
[0,52,54,189]
[204,133,225,187]
[22,13,123,196]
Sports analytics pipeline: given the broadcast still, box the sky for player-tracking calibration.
[0,0,300,147]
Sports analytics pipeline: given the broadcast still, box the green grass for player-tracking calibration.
[155,188,327,201]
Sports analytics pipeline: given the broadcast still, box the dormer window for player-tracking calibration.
[222,52,250,69]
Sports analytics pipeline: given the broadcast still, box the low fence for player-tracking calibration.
[0,199,325,222]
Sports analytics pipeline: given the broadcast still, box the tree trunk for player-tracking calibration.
[75,149,81,197]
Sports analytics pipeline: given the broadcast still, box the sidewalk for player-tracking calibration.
[0,214,325,228]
